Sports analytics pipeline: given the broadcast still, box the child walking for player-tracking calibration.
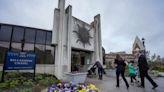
[128,61,137,83]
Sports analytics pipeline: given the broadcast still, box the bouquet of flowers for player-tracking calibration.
[48,82,99,92]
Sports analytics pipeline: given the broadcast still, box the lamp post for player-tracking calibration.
[142,38,146,56]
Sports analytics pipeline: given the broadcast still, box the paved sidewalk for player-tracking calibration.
[86,76,164,92]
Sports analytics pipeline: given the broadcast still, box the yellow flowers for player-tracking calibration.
[48,82,99,92]
[88,84,99,92]
[88,84,96,89]
[78,84,99,92]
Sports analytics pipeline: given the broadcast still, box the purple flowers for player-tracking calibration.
[48,82,99,92]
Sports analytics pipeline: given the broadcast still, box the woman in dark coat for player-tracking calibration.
[93,61,104,80]
[114,54,129,89]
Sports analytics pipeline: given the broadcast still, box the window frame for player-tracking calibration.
[12,26,25,43]
[0,23,55,64]
[0,25,12,42]
[24,28,36,44]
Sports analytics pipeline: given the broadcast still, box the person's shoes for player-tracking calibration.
[152,85,158,89]
[130,82,134,86]
[127,85,129,89]
[98,78,102,80]
[116,85,119,88]
[135,80,139,83]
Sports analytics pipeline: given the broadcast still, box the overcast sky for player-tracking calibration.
[0,0,164,57]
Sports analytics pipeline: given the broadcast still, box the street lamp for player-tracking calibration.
[142,38,146,56]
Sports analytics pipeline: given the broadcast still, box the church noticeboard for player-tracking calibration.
[5,51,36,70]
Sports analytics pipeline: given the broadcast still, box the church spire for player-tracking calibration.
[132,36,145,54]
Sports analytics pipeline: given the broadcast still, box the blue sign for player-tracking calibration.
[5,51,36,70]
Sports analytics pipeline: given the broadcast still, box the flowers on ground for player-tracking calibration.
[48,82,99,92]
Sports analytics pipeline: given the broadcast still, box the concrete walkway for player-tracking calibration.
[86,76,164,92]
[42,76,164,92]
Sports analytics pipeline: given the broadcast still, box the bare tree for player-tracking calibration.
[151,53,156,62]
[161,57,164,63]
[156,55,161,62]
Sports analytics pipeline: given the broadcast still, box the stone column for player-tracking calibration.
[94,14,103,64]
[66,5,72,73]
[97,15,103,64]
[55,0,65,79]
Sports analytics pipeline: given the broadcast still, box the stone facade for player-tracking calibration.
[132,36,145,55]
[51,0,102,79]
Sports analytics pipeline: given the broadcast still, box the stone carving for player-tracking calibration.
[73,23,93,48]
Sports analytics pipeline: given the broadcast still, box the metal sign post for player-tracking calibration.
[1,51,7,82]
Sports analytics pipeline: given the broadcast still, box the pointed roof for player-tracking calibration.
[133,36,145,51]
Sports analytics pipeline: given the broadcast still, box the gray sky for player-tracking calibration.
[0,0,164,57]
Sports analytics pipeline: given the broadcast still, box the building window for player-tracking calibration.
[46,32,52,45]
[45,45,55,64]
[25,28,36,43]
[0,24,55,65]
[0,25,12,41]
[0,41,9,64]
[12,27,24,42]
[35,44,45,64]
[36,30,46,44]
[11,42,22,52]
[24,43,34,52]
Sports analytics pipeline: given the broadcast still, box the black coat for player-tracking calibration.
[114,59,126,71]
[138,55,149,72]
[92,62,106,74]
[93,62,103,69]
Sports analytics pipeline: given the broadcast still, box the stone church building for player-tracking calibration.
[105,36,145,68]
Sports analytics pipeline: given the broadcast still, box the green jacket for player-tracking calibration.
[128,64,135,75]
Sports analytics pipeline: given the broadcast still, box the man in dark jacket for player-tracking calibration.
[137,51,158,89]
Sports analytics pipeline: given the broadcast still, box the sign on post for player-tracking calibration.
[5,51,36,70]
[1,51,36,82]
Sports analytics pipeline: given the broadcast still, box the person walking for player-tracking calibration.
[114,54,129,89]
[136,51,158,89]
[128,61,137,84]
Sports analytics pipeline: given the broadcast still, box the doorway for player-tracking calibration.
[71,49,92,72]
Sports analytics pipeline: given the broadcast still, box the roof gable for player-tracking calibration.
[133,36,145,51]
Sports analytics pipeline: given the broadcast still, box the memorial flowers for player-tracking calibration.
[48,82,99,92]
